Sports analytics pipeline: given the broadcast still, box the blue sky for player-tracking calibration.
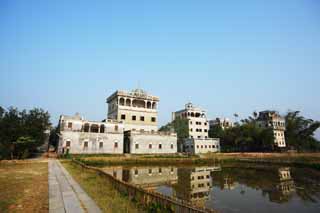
[0,0,319,137]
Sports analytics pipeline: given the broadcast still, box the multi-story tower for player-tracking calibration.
[172,103,209,139]
[257,111,286,148]
[173,103,220,153]
[107,89,159,132]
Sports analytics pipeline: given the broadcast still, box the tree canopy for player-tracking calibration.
[285,111,320,151]
[159,117,189,139]
[0,106,51,159]
[210,111,320,152]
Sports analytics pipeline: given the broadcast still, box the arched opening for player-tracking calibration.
[83,123,90,132]
[147,101,152,109]
[100,124,105,133]
[152,102,157,109]
[132,99,145,108]
[195,113,200,117]
[90,124,99,133]
[187,112,190,117]
[125,99,131,106]
[191,112,195,117]
[119,98,125,106]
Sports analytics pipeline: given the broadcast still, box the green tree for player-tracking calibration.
[285,111,320,151]
[159,117,189,139]
[0,106,51,159]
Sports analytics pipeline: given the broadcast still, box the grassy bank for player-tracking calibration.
[75,153,320,170]
[61,161,145,213]
[0,161,48,213]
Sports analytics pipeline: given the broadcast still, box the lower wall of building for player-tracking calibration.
[184,138,220,154]
[57,131,124,154]
[129,133,178,154]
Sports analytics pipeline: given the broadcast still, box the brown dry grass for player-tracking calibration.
[0,161,48,213]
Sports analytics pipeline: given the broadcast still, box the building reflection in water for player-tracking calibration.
[103,165,310,207]
[174,166,221,207]
[103,166,178,190]
[268,167,296,203]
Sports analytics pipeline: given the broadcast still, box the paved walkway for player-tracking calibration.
[49,159,102,213]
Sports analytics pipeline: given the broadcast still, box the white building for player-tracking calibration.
[209,117,234,130]
[124,130,177,154]
[107,89,159,132]
[107,88,178,154]
[173,103,220,154]
[257,111,286,148]
[57,113,124,154]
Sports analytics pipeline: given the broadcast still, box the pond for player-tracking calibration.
[102,163,320,213]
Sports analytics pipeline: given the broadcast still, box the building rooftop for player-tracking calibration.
[107,89,159,103]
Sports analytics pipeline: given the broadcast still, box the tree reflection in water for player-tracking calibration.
[102,163,320,212]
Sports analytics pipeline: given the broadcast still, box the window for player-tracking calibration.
[135,143,139,149]
[159,144,162,149]
[205,145,207,148]
[140,116,144,121]
[132,115,136,121]
[134,169,138,175]
[99,142,103,149]
[204,122,207,126]
[121,114,126,120]
[190,128,193,132]
[68,122,72,128]
[149,144,152,149]
[209,145,211,148]
[151,117,156,122]
[204,129,207,132]
[190,121,192,124]
[115,125,118,131]
[171,144,174,149]
[84,123,90,132]
[84,141,88,149]
[197,145,199,148]
[198,136,201,139]
[66,140,71,147]
[201,145,203,148]
[114,142,118,148]
[149,169,152,174]
[159,168,162,173]
[100,125,105,133]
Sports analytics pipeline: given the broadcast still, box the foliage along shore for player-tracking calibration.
[72,153,320,170]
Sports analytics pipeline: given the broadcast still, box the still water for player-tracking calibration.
[103,164,320,213]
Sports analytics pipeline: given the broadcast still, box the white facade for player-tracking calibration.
[107,89,159,132]
[173,103,220,154]
[184,138,220,154]
[173,103,209,140]
[125,130,178,154]
[257,111,286,148]
[57,114,124,154]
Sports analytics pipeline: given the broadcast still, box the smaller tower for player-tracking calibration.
[257,111,286,148]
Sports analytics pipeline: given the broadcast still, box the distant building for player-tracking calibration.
[257,111,286,148]
[172,103,220,154]
[209,118,234,130]
[107,89,159,132]
[57,113,124,154]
